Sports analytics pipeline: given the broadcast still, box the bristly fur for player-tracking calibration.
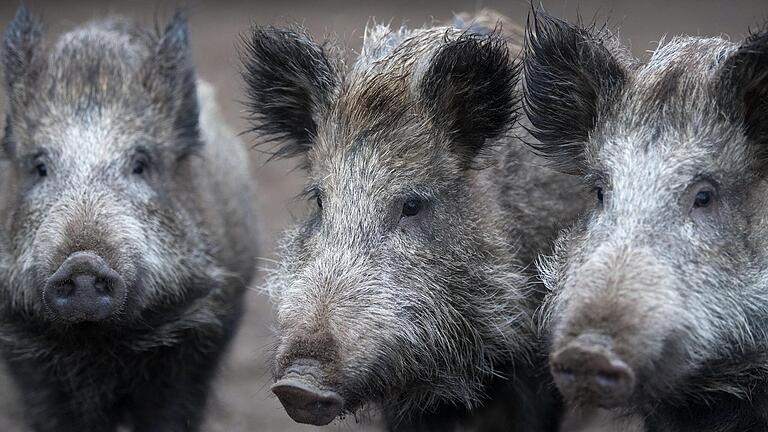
[243,13,585,432]
[239,26,340,164]
[2,5,42,157]
[715,24,768,148]
[144,11,202,158]
[420,30,520,165]
[522,11,627,175]
[241,24,521,171]
[451,8,525,52]
[3,7,201,159]
[2,4,42,93]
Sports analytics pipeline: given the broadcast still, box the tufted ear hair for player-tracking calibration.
[419,30,520,168]
[142,11,199,156]
[2,5,43,158]
[716,26,768,147]
[240,26,339,162]
[3,4,43,100]
[523,11,627,174]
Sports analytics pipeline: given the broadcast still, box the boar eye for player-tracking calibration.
[132,160,147,175]
[687,180,719,218]
[316,196,323,209]
[35,162,48,178]
[693,190,712,208]
[131,151,152,176]
[402,198,422,217]
[595,187,604,203]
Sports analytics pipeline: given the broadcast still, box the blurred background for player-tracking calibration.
[0,0,765,431]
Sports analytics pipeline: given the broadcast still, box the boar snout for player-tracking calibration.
[272,359,344,426]
[550,333,635,408]
[43,252,127,322]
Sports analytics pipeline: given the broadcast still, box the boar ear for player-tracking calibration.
[2,4,42,96]
[717,26,768,146]
[144,11,199,155]
[3,5,42,158]
[240,27,339,161]
[420,30,520,167]
[523,12,627,174]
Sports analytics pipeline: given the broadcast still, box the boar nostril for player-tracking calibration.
[43,252,127,323]
[93,277,112,295]
[550,335,636,408]
[52,280,76,299]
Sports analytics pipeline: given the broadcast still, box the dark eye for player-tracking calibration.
[402,198,422,217]
[687,181,719,217]
[595,187,604,203]
[132,159,147,175]
[316,196,323,209]
[35,162,48,178]
[693,190,712,208]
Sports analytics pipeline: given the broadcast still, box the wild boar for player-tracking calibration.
[0,7,258,431]
[241,16,584,431]
[525,12,768,432]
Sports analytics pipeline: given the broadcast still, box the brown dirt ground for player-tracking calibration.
[0,1,764,430]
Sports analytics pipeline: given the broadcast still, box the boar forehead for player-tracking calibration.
[309,126,455,194]
[28,117,149,170]
[15,25,155,147]
[306,27,467,200]
[592,37,750,190]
